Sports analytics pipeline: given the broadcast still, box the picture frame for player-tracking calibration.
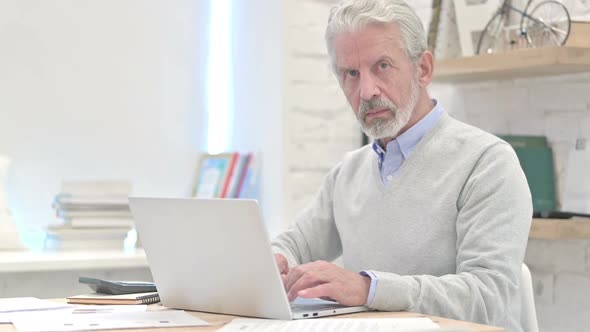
[192,153,238,198]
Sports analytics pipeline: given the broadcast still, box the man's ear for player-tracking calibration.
[417,51,434,87]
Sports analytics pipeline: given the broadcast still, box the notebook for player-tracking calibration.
[129,197,370,320]
[500,135,590,218]
[67,292,160,305]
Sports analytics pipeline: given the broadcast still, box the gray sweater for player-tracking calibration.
[272,113,532,332]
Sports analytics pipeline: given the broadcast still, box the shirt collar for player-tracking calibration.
[372,99,444,162]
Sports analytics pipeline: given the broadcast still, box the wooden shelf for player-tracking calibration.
[434,46,590,83]
[529,218,590,240]
[0,249,147,273]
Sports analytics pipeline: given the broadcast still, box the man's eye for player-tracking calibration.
[379,62,389,70]
[347,70,359,78]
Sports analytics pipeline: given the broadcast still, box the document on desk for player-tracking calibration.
[2,305,148,324]
[219,317,440,331]
[0,298,72,313]
[10,310,209,332]
[0,298,73,324]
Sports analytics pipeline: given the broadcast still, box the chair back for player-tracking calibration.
[521,263,539,332]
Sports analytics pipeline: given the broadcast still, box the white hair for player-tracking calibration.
[325,0,427,64]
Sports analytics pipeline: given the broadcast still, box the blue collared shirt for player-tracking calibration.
[362,100,444,306]
[372,100,444,183]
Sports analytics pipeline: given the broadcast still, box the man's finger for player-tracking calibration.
[297,283,335,300]
[288,277,325,302]
[274,254,289,274]
[286,269,328,301]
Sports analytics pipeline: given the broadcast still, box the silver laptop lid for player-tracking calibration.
[129,197,293,319]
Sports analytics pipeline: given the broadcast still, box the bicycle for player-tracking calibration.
[476,0,571,55]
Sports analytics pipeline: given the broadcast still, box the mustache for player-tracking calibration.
[358,98,397,117]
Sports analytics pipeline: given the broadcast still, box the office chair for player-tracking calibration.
[521,263,539,332]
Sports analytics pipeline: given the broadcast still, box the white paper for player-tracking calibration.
[0,304,147,324]
[11,310,209,332]
[0,298,74,323]
[218,318,440,332]
[0,298,72,313]
[67,305,147,315]
[562,148,590,213]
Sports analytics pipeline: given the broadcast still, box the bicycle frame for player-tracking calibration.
[477,0,571,54]
[499,0,556,32]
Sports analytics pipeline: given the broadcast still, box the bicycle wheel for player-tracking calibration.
[476,11,507,55]
[523,0,571,48]
[519,0,537,33]
[520,0,576,32]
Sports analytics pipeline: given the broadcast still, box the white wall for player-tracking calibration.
[0,0,208,243]
[282,0,360,228]
[231,0,284,236]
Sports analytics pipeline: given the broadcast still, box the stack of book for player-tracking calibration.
[193,152,259,199]
[45,181,135,251]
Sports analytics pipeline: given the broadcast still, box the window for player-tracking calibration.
[206,0,233,154]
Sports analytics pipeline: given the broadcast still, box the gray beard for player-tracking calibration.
[358,80,420,140]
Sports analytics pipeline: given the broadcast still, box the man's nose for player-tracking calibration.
[359,74,380,101]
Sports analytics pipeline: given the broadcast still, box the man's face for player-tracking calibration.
[332,23,421,140]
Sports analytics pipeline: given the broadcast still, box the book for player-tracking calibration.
[53,181,133,213]
[220,153,239,198]
[193,153,237,198]
[513,146,557,213]
[231,153,252,198]
[61,180,133,196]
[46,226,130,240]
[68,217,134,228]
[238,154,259,199]
[44,238,126,251]
[498,135,548,148]
[54,194,130,208]
[67,292,160,305]
[56,209,133,219]
[498,135,557,213]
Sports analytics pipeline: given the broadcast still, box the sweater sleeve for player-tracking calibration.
[271,164,344,267]
[366,142,532,329]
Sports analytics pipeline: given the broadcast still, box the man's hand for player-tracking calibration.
[274,253,290,287]
[285,260,370,307]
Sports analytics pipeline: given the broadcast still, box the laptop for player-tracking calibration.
[129,197,369,320]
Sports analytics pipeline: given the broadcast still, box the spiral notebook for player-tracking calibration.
[67,292,160,305]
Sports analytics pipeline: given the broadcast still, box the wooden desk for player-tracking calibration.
[0,306,503,332]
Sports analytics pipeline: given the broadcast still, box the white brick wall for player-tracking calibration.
[283,0,359,224]
[282,1,590,331]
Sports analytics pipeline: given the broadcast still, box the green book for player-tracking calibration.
[499,135,548,148]
[512,146,557,213]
